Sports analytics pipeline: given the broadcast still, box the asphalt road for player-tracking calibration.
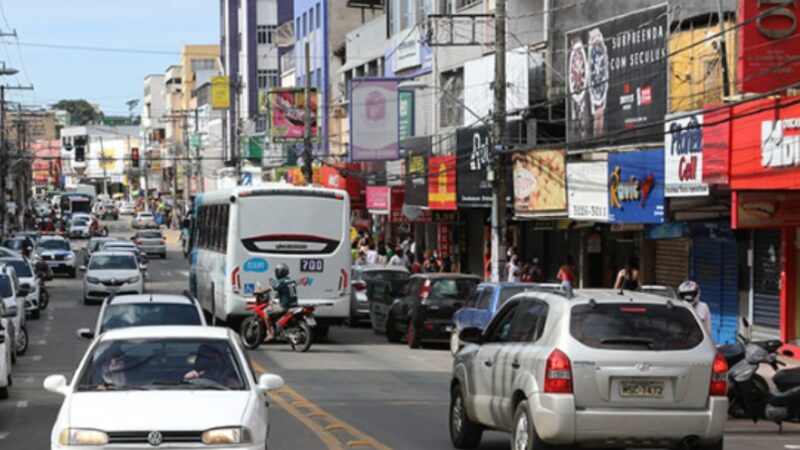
[1,219,800,449]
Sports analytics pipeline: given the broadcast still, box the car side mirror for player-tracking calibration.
[79,265,87,272]
[76,328,94,340]
[459,327,483,345]
[43,374,70,396]
[258,373,285,392]
[139,264,148,272]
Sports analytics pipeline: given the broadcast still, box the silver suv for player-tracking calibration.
[450,289,727,450]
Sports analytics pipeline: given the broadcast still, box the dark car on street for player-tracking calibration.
[372,273,480,349]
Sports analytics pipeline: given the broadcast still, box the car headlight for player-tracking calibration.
[126,276,141,284]
[201,427,251,444]
[86,276,100,284]
[58,428,109,445]
[65,254,74,260]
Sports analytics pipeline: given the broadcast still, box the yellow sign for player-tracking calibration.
[211,76,231,110]
[101,151,116,171]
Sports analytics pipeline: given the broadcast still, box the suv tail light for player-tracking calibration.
[544,349,573,394]
[353,280,367,292]
[160,238,166,245]
[419,279,431,305]
[709,352,728,396]
[136,239,143,245]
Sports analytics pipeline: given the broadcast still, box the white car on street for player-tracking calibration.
[0,299,14,399]
[0,257,42,319]
[119,201,136,216]
[0,265,27,358]
[44,326,285,449]
[81,252,145,304]
[450,289,727,450]
[69,217,92,238]
[131,211,157,229]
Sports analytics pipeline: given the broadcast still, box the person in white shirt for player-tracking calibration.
[506,254,521,282]
[388,248,405,266]
[678,280,712,337]
[365,244,378,265]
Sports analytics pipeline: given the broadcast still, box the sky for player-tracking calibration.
[0,0,218,116]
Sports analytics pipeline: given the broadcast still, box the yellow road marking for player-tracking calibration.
[253,361,392,450]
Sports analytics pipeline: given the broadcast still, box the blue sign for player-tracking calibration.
[241,172,253,186]
[608,149,665,224]
[243,257,269,273]
[243,283,256,295]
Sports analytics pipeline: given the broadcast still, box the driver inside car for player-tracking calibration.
[183,344,242,388]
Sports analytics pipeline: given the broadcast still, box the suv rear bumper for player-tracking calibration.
[530,394,727,447]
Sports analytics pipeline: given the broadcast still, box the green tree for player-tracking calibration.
[52,99,100,125]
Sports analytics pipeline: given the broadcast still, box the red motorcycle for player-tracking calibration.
[239,292,322,352]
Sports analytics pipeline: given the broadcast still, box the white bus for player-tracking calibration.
[189,185,351,336]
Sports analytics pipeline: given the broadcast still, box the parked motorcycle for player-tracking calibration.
[34,261,52,310]
[239,293,324,352]
[729,343,800,428]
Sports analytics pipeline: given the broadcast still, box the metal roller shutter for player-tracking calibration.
[753,230,781,338]
[693,238,739,344]
[654,239,689,290]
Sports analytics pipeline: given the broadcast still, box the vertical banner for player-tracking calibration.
[664,112,709,196]
[211,76,230,110]
[608,149,666,223]
[567,161,609,221]
[512,150,567,217]
[566,5,668,147]
[702,104,732,185]
[350,79,400,161]
[438,223,452,257]
[428,155,457,210]
[399,91,414,141]
[404,137,429,207]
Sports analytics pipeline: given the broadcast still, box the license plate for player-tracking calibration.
[300,259,324,272]
[305,317,317,326]
[107,287,120,292]
[445,325,453,332]
[620,380,664,398]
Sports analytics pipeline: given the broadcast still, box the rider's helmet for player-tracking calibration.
[275,263,290,280]
[677,280,701,305]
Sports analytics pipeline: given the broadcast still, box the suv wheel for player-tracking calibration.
[449,385,482,448]
[512,400,558,450]
[385,316,402,343]
[698,440,723,450]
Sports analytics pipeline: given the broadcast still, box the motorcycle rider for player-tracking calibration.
[678,280,712,337]
[254,263,299,341]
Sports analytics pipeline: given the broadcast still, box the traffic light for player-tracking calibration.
[74,136,86,163]
[131,147,140,168]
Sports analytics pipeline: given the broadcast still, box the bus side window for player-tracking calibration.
[222,204,229,252]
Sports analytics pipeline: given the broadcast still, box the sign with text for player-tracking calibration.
[211,76,230,110]
[702,104,732,185]
[608,149,665,223]
[404,137,429,207]
[738,0,800,93]
[350,79,400,161]
[513,150,567,218]
[455,122,522,208]
[664,113,709,196]
[399,91,414,140]
[366,186,391,212]
[268,88,319,143]
[428,155,457,210]
[566,5,668,148]
[567,161,609,221]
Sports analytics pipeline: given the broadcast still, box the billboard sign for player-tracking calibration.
[404,137,429,207]
[664,112,709,196]
[738,0,800,93]
[566,5,668,148]
[455,122,522,208]
[567,161,609,221]
[211,76,230,110]
[513,150,567,217]
[350,79,400,161]
[268,88,319,143]
[608,149,666,223]
[428,155,457,210]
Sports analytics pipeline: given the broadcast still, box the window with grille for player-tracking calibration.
[257,70,279,90]
[440,68,464,127]
[257,25,276,45]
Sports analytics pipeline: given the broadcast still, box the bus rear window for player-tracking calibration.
[570,303,704,351]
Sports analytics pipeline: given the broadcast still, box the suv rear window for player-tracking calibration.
[571,303,704,351]
[429,279,478,301]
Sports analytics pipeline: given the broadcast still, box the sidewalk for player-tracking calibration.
[161,227,181,244]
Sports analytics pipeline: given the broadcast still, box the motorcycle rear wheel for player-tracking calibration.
[39,289,50,310]
[729,373,769,419]
[290,322,313,353]
[240,316,265,350]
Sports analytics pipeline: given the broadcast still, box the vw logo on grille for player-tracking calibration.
[147,431,163,446]
[635,363,652,372]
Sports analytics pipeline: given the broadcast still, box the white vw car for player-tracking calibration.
[44,326,284,449]
[81,252,145,304]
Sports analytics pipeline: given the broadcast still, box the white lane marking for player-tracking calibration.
[16,401,28,408]
[0,431,8,439]
[44,326,52,332]
[32,355,42,361]
[22,377,33,384]
[179,270,189,278]
[35,340,47,345]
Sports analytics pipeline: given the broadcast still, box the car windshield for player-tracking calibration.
[570,303,704,351]
[37,240,70,251]
[100,304,202,333]
[76,338,245,391]
[138,231,162,239]
[1,260,31,278]
[640,286,676,299]
[90,255,137,270]
[90,239,114,253]
[429,279,478,301]
[0,275,12,297]
[73,219,89,226]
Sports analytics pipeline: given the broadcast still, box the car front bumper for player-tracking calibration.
[53,441,267,450]
[84,280,144,300]
[530,394,727,447]
[43,259,76,272]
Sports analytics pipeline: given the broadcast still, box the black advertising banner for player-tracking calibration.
[456,122,523,208]
[404,136,430,207]
[566,5,668,148]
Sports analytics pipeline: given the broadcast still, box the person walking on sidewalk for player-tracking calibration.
[557,255,576,298]
[614,256,641,291]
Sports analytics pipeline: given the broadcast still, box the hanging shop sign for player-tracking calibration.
[211,76,230,110]
[733,191,800,228]
[438,224,453,257]
[386,160,405,187]
[702,104,732,185]
[404,137,430,207]
[399,91,414,141]
[608,149,666,224]
[646,222,687,240]
[567,161,609,222]
[664,112,709,197]
[268,88,319,143]
[428,155,457,210]
[513,150,567,218]
[390,208,431,224]
[730,97,800,189]
[566,5,668,148]
[366,186,391,212]
[739,0,800,93]
[350,78,400,161]
[455,123,521,208]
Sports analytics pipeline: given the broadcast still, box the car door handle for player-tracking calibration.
[483,360,493,368]
[511,361,521,370]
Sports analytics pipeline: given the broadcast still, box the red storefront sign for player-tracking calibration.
[738,0,800,93]
[428,155,456,210]
[730,97,800,190]
[320,164,365,208]
[733,191,800,228]
[366,186,391,211]
[702,104,731,185]
[389,208,431,224]
[438,223,452,257]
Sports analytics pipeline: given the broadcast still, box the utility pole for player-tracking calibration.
[99,136,108,197]
[716,0,731,98]
[233,76,242,184]
[0,85,6,238]
[302,41,313,184]
[195,108,204,192]
[182,113,190,220]
[490,0,507,282]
